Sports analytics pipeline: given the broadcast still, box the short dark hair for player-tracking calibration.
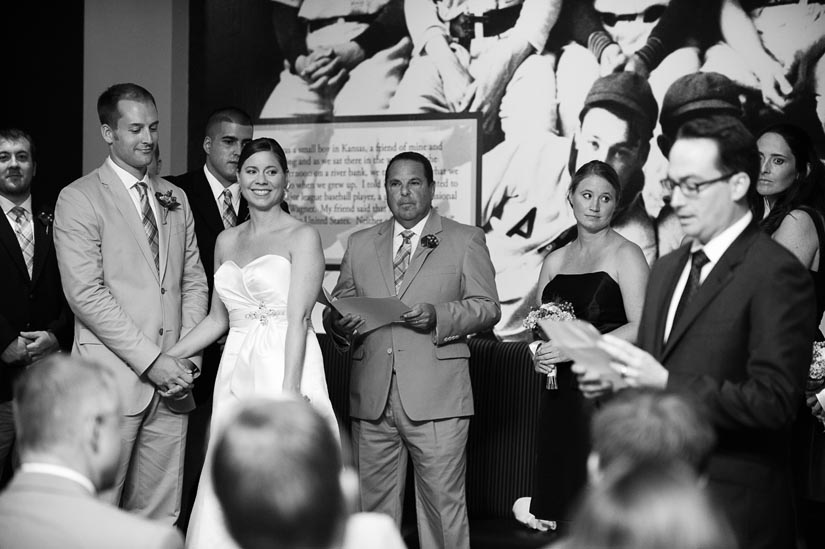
[205,107,253,138]
[238,137,288,174]
[569,160,622,205]
[757,123,825,235]
[213,399,345,549]
[97,83,156,127]
[592,388,715,474]
[0,127,36,162]
[386,151,434,185]
[675,115,760,213]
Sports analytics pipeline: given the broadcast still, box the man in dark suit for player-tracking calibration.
[584,115,816,549]
[0,128,71,486]
[0,354,182,549]
[166,107,287,529]
[324,151,500,549]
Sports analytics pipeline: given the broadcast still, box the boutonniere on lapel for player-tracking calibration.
[155,190,181,224]
[37,211,55,235]
[421,234,439,249]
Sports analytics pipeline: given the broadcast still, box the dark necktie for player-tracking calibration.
[221,188,237,229]
[673,249,710,327]
[134,181,159,271]
[393,230,414,294]
[10,206,34,277]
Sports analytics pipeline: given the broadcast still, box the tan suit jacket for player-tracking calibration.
[0,472,183,549]
[328,212,500,421]
[54,161,208,415]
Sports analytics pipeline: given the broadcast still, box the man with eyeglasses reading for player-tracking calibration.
[576,114,816,549]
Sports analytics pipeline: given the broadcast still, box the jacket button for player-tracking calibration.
[158,329,164,336]
[161,288,166,294]
[386,348,392,355]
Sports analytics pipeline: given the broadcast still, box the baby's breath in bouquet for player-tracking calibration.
[809,341,825,429]
[523,300,575,390]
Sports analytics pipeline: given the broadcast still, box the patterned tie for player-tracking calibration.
[673,249,710,327]
[134,181,159,271]
[10,207,34,278]
[393,230,414,294]
[221,188,237,229]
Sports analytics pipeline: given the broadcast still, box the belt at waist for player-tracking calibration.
[306,14,375,33]
[229,304,287,328]
[448,3,522,46]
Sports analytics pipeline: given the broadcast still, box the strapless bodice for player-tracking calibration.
[541,271,627,334]
[214,254,290,328]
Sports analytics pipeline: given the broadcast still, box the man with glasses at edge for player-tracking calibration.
[577,114,816,549]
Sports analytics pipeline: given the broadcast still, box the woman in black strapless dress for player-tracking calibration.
[527,161,649,529]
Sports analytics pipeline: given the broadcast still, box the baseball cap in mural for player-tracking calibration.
[582,72,659,139]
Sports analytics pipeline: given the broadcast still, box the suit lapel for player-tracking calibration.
[397,213,441,298]
[238,196,249,223]
[30,209,50,286]
[153,176,172,283]
[99,162,160,283]
[191,171,225,235]
[374,219,397,296]
[0,213,28,280]
[662,223,759,358]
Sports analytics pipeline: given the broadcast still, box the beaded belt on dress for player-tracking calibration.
[230,303,287,327]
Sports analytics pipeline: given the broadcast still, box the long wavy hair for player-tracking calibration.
[757,124,825,235]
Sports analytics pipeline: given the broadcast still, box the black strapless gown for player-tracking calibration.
[529,272,628,523]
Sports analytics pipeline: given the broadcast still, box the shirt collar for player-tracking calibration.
[20,462,96,494]
[0,193,33,216]
[203,165,239,202]
[692,211,753,264]
[394,212,431,239]
[107,156,151,191]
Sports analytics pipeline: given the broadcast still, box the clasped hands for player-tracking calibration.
[146,353,199,399]
[2,331,60,366]
[329,302,437,337]
[571,334,668,399]
[295,41,366,97]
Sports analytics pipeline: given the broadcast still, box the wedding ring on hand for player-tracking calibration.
[620,365,628,378]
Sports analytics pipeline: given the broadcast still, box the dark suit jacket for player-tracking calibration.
[0,200,72,402]
[326,212,500,421]
[167,168,288,403]
[637,222,816,549]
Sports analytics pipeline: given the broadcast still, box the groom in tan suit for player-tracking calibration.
[54,83,208,523]
[325,151,500,549]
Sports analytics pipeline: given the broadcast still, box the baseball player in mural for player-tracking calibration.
[260,0,412,118]
[388,0,561,143]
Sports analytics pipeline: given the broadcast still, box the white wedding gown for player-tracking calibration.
[186,254,338,549]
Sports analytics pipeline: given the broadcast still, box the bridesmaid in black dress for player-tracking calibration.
[528,161,649,529]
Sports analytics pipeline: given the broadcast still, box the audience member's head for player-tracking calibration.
[203,106,254,186]
[756,123,825,234]
[564,460,737,549]
[665,115,759,244]
[0,127,37,202]
[574,72,658,206]
[212,399,346,549]
[589,388,715,481]
[386,150,435,185]
[658,72,743,155]
[13,355,122,492]
[97,83,158,175]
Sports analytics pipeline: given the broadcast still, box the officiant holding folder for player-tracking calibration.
[323,151,499,549]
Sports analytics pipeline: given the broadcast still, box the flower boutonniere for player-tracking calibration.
[155,190,181,224]
[421,234,439,249]
[37,211,55,235]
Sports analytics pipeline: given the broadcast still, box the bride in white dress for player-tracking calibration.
[166,137,338,549]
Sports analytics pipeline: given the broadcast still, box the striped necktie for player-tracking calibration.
[221,188,237,229]
[11,206,34,278]
[133,181,159,271]
[393,230,414,294]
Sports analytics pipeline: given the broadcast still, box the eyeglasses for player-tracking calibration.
[660,172,736,197]
[600,5,666,27]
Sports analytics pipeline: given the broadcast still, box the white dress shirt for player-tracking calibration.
[20,462,96,494]
[107,157,158,223]
[203,165,240,215]
[0,193,34,239]
[392,212,431,258]
[664,211,753,342]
